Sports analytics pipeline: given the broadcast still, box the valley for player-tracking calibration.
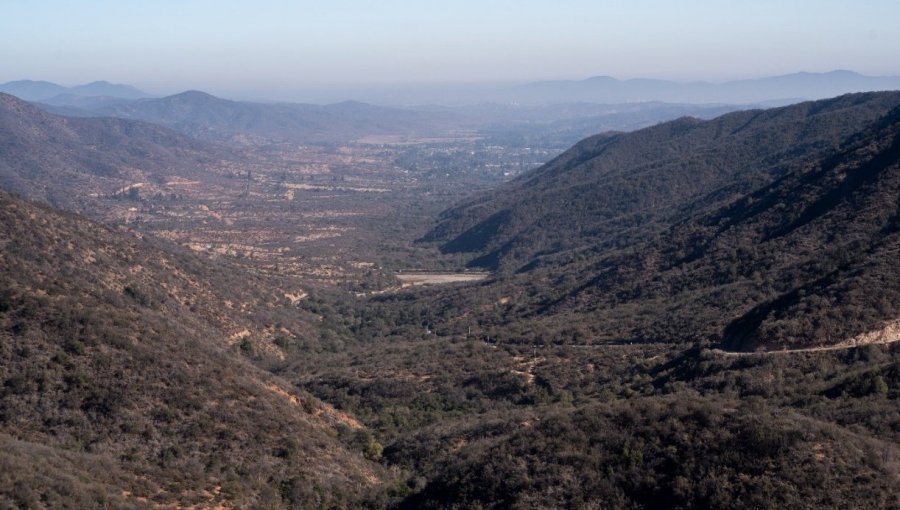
[1,86,899,509]
[5,0,900,506]
[97,140,527,288]
[1,93,554,288]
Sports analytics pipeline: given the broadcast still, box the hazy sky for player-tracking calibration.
[2,0,899,95]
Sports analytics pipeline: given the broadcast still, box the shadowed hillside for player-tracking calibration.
[424,92,900,273]
[410,93,900,351]
[536,102,900,350]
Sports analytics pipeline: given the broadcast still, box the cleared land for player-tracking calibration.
[395,272,490,286]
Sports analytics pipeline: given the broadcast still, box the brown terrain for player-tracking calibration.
[2,90,899,509]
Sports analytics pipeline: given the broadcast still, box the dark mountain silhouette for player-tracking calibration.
[709,109,900,350]
[555,102,900,351]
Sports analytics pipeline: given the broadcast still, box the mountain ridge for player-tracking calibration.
[90,90,460,144]
[419,92,900,351]
[0,80,148,102]
[504,70,900,105]
[425,92,900,271]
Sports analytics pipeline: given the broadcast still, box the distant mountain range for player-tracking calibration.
[33,90,751,147]
[5,71,900,146]
[469,101,747,149]
[504,70,900,105]
[273,70,900,106]
[0,85,464,144]
[0,80,149,102]
[87,90,460,144]
[7,70,900,108]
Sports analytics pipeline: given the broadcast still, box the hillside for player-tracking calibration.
[414,92,900,351]
[0,191,384,508]
[393,396,898,509]
[0,93,229,213]
[93,91,458,144]
[424,92,900,272]
[541,102,900,351]
[711,108,900,350]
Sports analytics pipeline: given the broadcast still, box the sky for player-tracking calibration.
[2,0,899,97]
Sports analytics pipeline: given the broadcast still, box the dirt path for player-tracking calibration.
[713,319,900,356]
